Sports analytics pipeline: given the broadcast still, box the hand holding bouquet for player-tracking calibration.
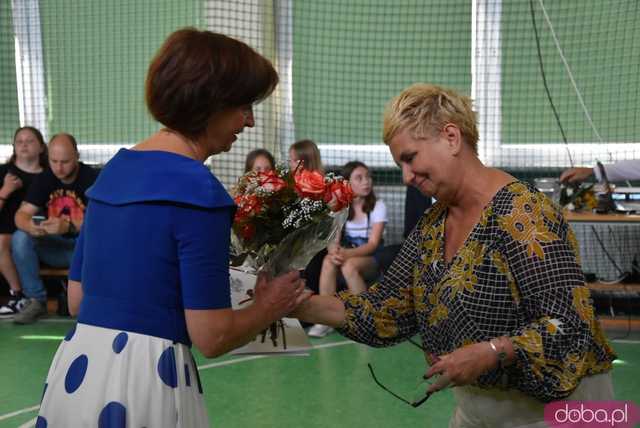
[231,166,354,276]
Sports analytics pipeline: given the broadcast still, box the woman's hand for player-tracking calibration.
[328,247,345,266]
[559,167,593,184]
[424,341,497,393]
[327,242,341,255]
[1,173,22,198]
[252,270,311,321]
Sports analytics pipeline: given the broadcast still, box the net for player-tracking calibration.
[1,0,638,276]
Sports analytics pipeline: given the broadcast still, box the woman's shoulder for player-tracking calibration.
[88,149,234,209]
[370,199,388,222]
[373,198,386,209]
[491,180,551,213]
[492,180,568,230]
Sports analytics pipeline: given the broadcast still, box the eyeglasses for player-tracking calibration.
[367,338,436,408]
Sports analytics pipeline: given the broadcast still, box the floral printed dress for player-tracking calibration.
[337,181,615,402]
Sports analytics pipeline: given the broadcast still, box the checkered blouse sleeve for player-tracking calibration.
[335,216,424,346]
[497,184,615,402]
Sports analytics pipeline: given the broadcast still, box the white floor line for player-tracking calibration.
[0,318,75,324]
[0,339,355,423]
[16,417,36,428]
[197,339,355,371]
[611,339,640,344]
[197,354,267,370]
[0,406,39,422]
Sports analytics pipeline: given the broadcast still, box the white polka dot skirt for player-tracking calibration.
[36,323,209,427]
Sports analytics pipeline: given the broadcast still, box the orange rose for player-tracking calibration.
[234,194,262,221]
[257,170,286,193]
[324,180,354,211]
[294,170,326,199]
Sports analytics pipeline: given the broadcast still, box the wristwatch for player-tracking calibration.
[489,338,507,369]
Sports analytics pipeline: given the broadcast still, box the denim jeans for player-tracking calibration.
[11,231,76,303]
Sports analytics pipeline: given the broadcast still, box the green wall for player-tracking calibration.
[0,0,19,146]
[292,0,472,146]
[3,1,638,152]
[502,0,640,144]
[39,0,201,145]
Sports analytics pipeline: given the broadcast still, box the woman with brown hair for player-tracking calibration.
[288,139,324,173]
[0,126,47,318]
[36,28,308,427]
[244,148,276,173]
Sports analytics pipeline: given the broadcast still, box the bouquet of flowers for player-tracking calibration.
[231,166,354,276]
[229,166,353,352]
[559,182,597,211]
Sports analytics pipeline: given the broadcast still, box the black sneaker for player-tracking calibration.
[0,290,29,319]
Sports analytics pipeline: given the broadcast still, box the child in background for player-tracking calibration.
[0,126,47,318]
[290,139,326,304]
[288,139,324,173]
[308,161,387,337]
[244,148,275,173]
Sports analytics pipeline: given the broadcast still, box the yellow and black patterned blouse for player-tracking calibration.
[337,181,615,403]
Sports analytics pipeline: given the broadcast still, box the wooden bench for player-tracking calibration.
[39,267,70,316]
[587,282,640,319]
[586,282,640,298]
[39,267,69,279]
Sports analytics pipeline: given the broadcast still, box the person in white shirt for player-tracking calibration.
[308,161,387,337]
[560,159,640,183]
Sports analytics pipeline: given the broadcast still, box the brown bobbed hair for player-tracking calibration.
[10,126,48,167]
[342,160,376,220]
[289,139,323,173]
[244,148,275,173]
[145,28,279,140]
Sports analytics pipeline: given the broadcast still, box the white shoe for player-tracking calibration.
[308,324,333,338]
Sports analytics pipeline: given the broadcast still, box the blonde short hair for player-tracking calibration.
[382,83,479,154]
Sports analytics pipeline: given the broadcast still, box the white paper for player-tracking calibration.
[229,267,312,356]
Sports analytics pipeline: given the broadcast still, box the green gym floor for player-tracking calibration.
[1,317,639,428]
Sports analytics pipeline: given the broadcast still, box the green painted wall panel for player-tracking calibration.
[39,0,202,145]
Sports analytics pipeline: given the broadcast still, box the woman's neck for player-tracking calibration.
[135,129,205,162]
[14,157,43,173]
[447,165,513,216]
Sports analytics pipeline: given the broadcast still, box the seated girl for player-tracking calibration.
[308,161,387,337]
[244,148,275,173]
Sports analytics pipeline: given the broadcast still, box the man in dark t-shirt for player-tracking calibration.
[12,133,99,324]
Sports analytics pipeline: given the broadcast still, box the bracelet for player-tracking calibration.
[488,338,507,370]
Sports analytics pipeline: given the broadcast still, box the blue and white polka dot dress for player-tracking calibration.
[37,323,209,427]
